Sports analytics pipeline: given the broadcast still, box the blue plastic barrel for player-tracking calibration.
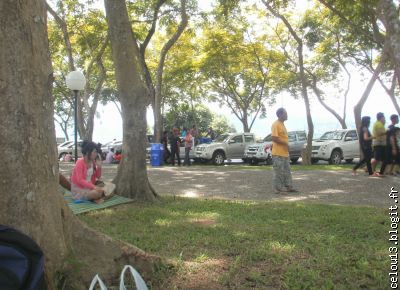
[198,137,212,144]
[151,143,162,166]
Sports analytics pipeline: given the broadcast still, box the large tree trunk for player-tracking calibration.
[0,1,161,288]
[105,0,157,201]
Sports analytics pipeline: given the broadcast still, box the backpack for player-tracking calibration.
[0,225,47,290]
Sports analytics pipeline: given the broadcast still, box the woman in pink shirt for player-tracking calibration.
[70,141,105,202]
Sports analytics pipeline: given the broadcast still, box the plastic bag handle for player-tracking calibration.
[119,265,148,290]
[88,274,108,290]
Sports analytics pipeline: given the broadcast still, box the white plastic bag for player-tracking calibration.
[88,274,108,290]
[119,265,148,290]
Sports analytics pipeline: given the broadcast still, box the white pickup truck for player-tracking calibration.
[311,129,360,164]
[194,133,256,165]
[243,131,307,165]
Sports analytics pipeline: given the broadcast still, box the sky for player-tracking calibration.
[54,0,398,143]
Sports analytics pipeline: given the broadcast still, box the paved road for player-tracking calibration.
[60,163,399,208]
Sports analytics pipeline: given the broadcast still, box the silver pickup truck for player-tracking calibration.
[243,131,307,165]
[194,133,256,165]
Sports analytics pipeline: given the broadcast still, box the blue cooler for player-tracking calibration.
[151,143,162,166]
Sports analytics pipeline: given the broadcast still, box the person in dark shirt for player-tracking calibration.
[169,127,181,166]
[161,131,171,164]
[353,116,377,176]
[386,114,399,174]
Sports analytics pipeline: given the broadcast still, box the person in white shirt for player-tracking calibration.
[105,148,114,164]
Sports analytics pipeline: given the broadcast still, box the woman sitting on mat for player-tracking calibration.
[70,141,107,203]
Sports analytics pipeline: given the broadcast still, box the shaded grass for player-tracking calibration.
[81,197,387,289]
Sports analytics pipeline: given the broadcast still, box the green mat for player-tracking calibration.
[64,191,133,215]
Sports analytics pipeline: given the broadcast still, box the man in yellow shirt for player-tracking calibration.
[372,112,387,175]
[271,108,298,194]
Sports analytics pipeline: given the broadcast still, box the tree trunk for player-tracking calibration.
[379,73,400,115]
[0,1,161,289]
[263,1,314,164]
[154,0,188,142]
[354,54,386,132]
[48,3,108,142]
[311,76,347,129]
[298,43,314,165]
[105,0,157,201]
[241,112,250,132]
[379,0,400,75]
[55,118,70,141]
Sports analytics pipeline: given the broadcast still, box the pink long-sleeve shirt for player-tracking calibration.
[70,158,102,190]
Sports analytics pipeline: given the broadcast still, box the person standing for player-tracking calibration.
[190,125,198,138]
[105,148,114,164]
[372,112,387,175]
[184,130,193,166]
[386,114,399,174]
[206,127,216,140]
[161,130,171,164]
[352,116,376,176]
[271,108,297,194]
[169,127,181,166]
[181,127,187,138]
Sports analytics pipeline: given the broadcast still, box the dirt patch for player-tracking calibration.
[166,258,228,290]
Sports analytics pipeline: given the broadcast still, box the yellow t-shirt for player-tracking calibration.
[271,120,289,157]
[372,121,386,146]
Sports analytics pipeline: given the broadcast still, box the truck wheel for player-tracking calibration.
[311,158,318,164]
[345,159,353,164]
[329,150,342,165]
[265,156,273,165]
[290,157,299,164]
[212,151,225,165]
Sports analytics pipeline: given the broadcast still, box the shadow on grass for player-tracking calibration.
[81,197,387,289]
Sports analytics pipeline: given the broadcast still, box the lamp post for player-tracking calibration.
[66,71,86,162]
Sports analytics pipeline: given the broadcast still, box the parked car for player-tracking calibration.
[57,140,74,149]
[243,131,307,165]
[58,141,83,160]
[194,133,256,165]
[310,129,359,164]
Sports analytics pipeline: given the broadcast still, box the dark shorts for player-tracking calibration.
[373,146,386,161]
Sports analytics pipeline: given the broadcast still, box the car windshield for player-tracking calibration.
[320,131,345,140]
[214,134,230,142]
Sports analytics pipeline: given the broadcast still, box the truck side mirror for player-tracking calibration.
[228,139,236,144]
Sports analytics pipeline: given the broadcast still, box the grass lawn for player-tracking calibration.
[81,197,387,290]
